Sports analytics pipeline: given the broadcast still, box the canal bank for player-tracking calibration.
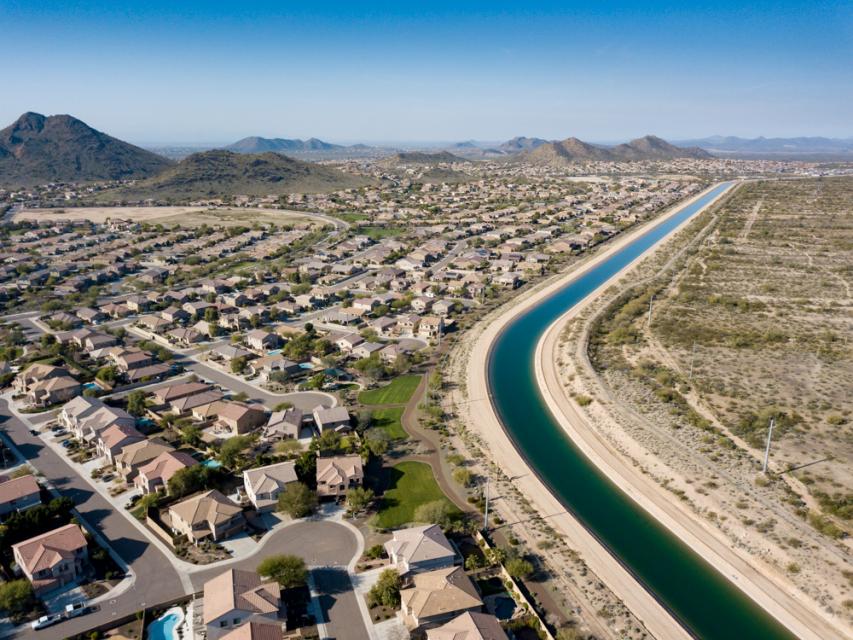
[465,182,833,640]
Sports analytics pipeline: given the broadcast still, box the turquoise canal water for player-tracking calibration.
[488,183,795,640]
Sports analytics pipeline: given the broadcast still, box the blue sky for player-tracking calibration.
[1,1,850,144]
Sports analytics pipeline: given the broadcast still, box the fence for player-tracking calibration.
[474,530,555,640]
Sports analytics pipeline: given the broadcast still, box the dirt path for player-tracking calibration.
[738,198,762,243]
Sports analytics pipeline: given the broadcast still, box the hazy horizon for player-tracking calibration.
[1,1,851,143]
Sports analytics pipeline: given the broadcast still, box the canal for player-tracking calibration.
[488,182,795,640]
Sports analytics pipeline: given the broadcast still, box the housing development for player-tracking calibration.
[0,4,851,639]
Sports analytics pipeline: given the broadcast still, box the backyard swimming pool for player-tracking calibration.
[146,608,182,640]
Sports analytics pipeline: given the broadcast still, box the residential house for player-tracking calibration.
[219,621,284,640]
[12,524,89,594]
[245,330,281,353]
[385,524,459,575]
[96,423,145,465]
[202,569,282,640]
[217,402,267,436]
[263,408,304,441]
[59,396,136,442]
[400,566,483,630]
[312,407,351,433]
[134,450,199,494]
[316,455,363,498]
[243,461,298,512]
[115,438,173,482]
[419,316,444,340]
[14,364,80,407]
[169,490,246,543]
[426,613,508,640]
[153,381,211,406]
[0,474,41,518]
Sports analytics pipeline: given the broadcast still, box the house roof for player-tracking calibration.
[170,489,242,534]
[0,474,40,505]
[385,524,455,566]
[12,524,88,575]
[203,569,281,624]
[316,455,363,485]
[137,450,197,484]
[427,611,507,640]
[426,612,507,640]
[401,566,482,620]
[98,423,144,450]
[220,621,283,640]
[243,461,298,495]
[115,438,173,468]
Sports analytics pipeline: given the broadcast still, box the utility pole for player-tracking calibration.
[762,417,775,474]
[647,294,655,327]
[483,474,491,531]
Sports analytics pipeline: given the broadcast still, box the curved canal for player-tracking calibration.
[488,183,795,640]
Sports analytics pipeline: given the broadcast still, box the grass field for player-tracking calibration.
[374,461,455,528]
[371,407,407,440]
[359,374,421,405]
[360,226,404,240]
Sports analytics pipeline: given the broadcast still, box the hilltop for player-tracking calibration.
[385,150,465,165]
[499,136,549,152]
[224,136,344,154]
[0,112,173,186]
[98,149,370,201]
[523,135,711,164]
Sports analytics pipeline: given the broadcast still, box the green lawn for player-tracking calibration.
[371,407,407,440]
[360,226,403,240]
[359,374,422,405]
[374,461,456,529]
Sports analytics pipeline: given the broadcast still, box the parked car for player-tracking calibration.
[61,439,72,448]
[29,429,39,436]
[65,601,90,618]
[31,614,63,630]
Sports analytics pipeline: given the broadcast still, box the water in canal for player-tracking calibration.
[488,183,795,640]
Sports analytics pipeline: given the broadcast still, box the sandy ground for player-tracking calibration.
[461,182,850,640]
[13,206,332,227]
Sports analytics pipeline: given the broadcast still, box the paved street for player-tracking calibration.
[0,400,185,640]
[173,354,336,411]
[1,402,370,640]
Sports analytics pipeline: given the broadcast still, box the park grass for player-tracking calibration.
[359,374,421,405]
[374,461,456,529]
[371,407,407,440]
[360,226,403,240]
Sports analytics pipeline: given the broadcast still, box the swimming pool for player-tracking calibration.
[202,459,222,469]
[146,609,182,640]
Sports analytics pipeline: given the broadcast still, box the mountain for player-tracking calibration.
[386,151,464,164]
[499,136,549,152]
[675,135,853,158]
[0,112,172,186]
[524,135,711,164]
[609,135,711,160]
[224,136,344,154]
[100,150,370,200]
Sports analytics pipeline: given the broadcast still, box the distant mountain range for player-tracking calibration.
[675,135,853,158]
[385,151,465,164]
[222,136,392,159]
[521,135,711,165]
[100,150,369,200]
[0,112,173,186]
